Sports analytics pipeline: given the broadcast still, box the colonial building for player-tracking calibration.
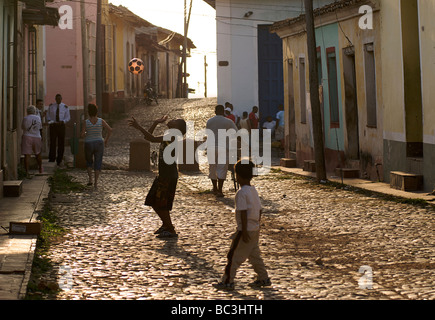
[42,1,195,158]
[271,0,382,181]
[203,0,334,126]
[104,4,195,114]
[380,0,435,192]
[272,0,435,192]
[0,0,59,187]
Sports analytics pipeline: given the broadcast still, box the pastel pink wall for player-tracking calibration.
[45,0,97,108]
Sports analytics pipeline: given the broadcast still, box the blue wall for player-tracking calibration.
[315,23,344,152]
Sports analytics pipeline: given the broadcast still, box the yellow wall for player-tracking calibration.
[282,33,312,160]
[419,0,435,143]
[380,0,405,139]
[338,7,383,163]
[111,15,126,93]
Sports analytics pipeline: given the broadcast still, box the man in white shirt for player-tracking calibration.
[206,105,238,197]
[46,94,70,166]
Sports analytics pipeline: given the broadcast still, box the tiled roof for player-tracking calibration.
[202,0,216,9]
[271,0,371,32]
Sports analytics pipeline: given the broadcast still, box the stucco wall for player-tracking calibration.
[337,8,383,180]
[215,0,334,115]
[419,0,435,191]
[419,0,435,146]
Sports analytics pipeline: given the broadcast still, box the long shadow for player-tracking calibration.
[152,234,286,300]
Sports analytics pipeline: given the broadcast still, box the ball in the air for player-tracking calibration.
[128,58,144,75]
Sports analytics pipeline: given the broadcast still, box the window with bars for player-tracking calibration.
[299,57,306,124]
[364,43,377,128]
[28,27,37,106]
[87,21,96,100]
[105,24,113,93]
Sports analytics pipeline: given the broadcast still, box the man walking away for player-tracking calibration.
[206,105,238,197]
[46,94,70,166]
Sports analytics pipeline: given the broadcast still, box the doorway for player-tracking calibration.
[287,60,296,152]
[342,47,360,160]
[258,25,284,127]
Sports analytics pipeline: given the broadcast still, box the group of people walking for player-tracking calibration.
[21,94,70,177]
[22,95,112,189]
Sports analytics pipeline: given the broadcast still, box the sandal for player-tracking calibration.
[154,226,166,234]
[156,230,178,239]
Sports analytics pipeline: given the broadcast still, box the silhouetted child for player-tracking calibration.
[214,160,271,290]
[239,111,251,132]
[128,115,186,239]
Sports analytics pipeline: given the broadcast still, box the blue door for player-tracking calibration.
[258,25,284,126]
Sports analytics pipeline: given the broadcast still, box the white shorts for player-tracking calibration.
[209,163,229,180]
[208,146,229,180]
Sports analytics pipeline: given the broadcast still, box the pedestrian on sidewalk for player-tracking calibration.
[214,160,271,290]
[36,99,46,140]
[46,94,70,166]
[128,115,187,239]
[275,104,285,148]
[206,105,238,197]
[21,105,43,178]
[80,104,112,190]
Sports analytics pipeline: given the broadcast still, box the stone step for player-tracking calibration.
[303,160,316,172]
[390,171,423,191]
[9,222,42,235]
[3,180,23,197]
[288,151,297,159]
[280,158,297,168]
[335,168,360,179]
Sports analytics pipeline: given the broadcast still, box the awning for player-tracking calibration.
[22,0,60,26]
[22,7,60,26]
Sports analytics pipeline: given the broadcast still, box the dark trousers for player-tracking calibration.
[49,123,65,164]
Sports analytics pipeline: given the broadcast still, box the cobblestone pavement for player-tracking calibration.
[34,98,435,300]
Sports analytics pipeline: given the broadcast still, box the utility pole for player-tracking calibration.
[81,0,89,114]
[304,0,327,182]
[204,55,208,98]
[183,0,193,98]
[96,0,103,116]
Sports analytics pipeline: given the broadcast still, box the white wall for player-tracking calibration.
[216,0,333,114]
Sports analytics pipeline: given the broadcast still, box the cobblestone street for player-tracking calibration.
[34,98,435,300]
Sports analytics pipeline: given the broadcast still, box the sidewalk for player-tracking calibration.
[278,166,435,204]
[0,160,55,300]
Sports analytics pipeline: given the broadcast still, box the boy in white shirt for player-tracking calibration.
[213,160,271,290]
